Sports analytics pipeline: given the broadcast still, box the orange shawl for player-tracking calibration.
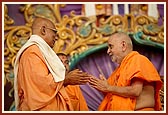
[98,51,162,111]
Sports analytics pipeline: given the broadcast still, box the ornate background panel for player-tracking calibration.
[3,3,165,111]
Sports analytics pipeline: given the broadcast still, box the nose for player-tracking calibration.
[55,34,58,40]
[107,48,110,54]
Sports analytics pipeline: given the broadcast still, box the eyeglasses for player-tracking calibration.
[32,27,58,34]
[45,27,57,33]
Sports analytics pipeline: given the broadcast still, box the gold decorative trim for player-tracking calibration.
[3,4,164,110]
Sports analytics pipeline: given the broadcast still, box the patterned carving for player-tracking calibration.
[3,4,164,110]
[53,13,109,56]
[133,15,164,44]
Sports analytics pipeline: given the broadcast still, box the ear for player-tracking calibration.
[41,26,46,35]
[121,41,127,51]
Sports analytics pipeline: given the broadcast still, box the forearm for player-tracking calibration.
[108,85,140,98]
[63,76,69,86]
[89,75,143,98]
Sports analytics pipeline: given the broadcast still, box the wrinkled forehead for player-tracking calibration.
[108,33,124,44]
[108,35,117,44]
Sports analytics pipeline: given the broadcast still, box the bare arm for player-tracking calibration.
[89,76,143,98]
[108,78,143,98]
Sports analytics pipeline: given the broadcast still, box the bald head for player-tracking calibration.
[109,32,133,51]
[32,17,55,34]
[31,17,58,48]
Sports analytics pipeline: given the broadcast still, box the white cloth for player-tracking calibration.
[84,4,96,17]
[148,4,159,19]
[14,35,65,110]
[124,4,129,14]
[113,4,119,15]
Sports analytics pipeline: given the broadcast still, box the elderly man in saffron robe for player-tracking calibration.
[89,32,162,111]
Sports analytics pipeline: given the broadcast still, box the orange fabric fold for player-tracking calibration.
[65,85,89,111]
[98,51,162,111]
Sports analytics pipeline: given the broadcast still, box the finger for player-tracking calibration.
[80,76,91,80]
[88,80,96,86]
[80,79,90,83]
[73,69,81,73]
[89,84,96,88]
[89,83,100,90]
[89,78,99,85]
[99,74,106,80]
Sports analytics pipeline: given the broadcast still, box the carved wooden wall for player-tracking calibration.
[3,4,164,111]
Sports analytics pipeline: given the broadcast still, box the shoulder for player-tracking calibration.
[22,45,41,56]
[128,51,150,64]
[24,45,40,53]
[20,45,44,61]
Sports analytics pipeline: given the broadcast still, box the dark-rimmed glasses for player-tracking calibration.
[32,27,58,34]
[45,27,57,33]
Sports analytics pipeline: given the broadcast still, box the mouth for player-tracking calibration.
[109,54,114,60]
[53,39,57,44]
[108,53,113,57]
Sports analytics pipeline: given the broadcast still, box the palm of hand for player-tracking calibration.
[64,69,90,85]
[89,76,110,92]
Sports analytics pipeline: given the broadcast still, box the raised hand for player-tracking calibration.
[64,69,91,86]
[89,74,110,93]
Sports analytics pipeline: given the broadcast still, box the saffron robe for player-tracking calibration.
[65,85,89,111]
[98,51,162,111]
[17,45,73,110]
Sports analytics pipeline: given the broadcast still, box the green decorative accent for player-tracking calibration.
[20,39,28,45]
[78,24,91,37]
[9,71,14,78]
[132,31,164,50]
[35,5,55,21]
[69,43,108,70]
[146,24,153,30]
[146,24,160,32]
[99,24,114,35]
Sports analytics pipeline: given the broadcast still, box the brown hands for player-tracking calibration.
[89,74,110,93]
[64,69,110,93]
[64,69,91,86]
